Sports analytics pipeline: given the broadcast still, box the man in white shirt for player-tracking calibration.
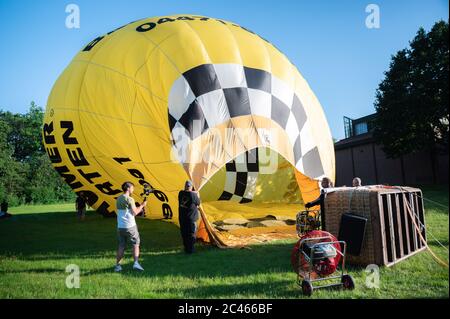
[115,181,147,272]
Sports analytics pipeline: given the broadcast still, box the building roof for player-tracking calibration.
[334,132,375,150]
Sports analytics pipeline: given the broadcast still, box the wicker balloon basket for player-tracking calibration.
[323,186,427,267]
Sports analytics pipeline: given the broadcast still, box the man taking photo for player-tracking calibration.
[114,181,146,272]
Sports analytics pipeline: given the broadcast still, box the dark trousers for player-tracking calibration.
[179,218,197,253]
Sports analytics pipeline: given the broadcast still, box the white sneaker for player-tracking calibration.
[133,261,144,271]
[114,264,122,272]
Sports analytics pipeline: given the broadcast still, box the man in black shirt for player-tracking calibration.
[0,200,12,219]
[305,177,333,230]
[178,180,201,254]
[75,193,87,221]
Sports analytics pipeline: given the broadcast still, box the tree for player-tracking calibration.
[25,153,75,204]
[1,101,44,163]
[373,20,449,158]
[0,116,27,206]
[0,103,75,205]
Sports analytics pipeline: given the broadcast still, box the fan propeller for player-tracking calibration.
[291,230,342,278]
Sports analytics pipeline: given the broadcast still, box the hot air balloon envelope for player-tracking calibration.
[43,15,335,245]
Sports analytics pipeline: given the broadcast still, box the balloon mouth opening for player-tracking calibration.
[197,147,310,246]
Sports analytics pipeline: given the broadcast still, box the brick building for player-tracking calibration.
[334,114,449,187]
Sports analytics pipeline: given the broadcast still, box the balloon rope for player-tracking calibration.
[398,188,448,268]
[198,204,248,249]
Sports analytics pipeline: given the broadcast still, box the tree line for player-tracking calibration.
[374,20,448,158]
[0,102,74,206]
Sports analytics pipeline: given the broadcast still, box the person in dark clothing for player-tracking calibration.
[304,177,333,230]
[0,200,12,219]
[178,180,201,254]
[1,200,8,213]
[75,194,87,220]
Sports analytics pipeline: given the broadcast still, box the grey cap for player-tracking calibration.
[185,180,193,189]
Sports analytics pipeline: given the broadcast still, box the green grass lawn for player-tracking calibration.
[0,186,448,299]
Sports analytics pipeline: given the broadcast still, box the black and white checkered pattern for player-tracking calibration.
[168,63,324,179]
[217,148,259,203]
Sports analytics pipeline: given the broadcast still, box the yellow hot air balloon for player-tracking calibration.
[43,15,335,246]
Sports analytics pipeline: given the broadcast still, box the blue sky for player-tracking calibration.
[0,0,448,140]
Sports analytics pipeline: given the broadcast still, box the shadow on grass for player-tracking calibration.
[0,209,398,299]
[0,211,183,256]
[142,278,299,298]
[0,211,301,280]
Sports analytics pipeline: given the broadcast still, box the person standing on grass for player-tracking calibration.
[178,180,201,254]
[0,200,12,219]
[115,181,147,272]
[75,193,87,220]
